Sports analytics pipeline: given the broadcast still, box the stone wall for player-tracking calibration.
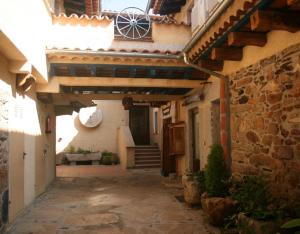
[0,91,9,228]
[230,43,300,202]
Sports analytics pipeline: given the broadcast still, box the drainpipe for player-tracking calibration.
[145,0,152,14]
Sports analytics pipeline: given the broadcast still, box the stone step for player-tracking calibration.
[135,159,161,165]
[135,152,160,156]
[135,156,160,161]
[134,145,159,148]
[135,148,160,152]
[133,164,161,169]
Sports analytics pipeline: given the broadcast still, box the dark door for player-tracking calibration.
[190,108,200,172]
[129,106,150,145]
[162,118,176,176]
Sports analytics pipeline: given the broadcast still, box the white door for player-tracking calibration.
[9,94,25,222]
[23,96,36,206]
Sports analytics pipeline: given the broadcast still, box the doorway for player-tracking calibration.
[129,106,150,145]
[162,118,176,176]
[189,108,200,172]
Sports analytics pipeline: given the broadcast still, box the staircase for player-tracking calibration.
[134,145,161,169]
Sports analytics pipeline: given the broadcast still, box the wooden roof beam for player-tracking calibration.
[37,76,206,93]
[210,48,243,61]
[198,60,223,71]
[271,0,300,8]
[52,93,183,103]
[228,32,267,47]
[287,0,300,9]
[250,10,300,33]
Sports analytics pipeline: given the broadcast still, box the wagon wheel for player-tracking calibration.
[116,7,151,40]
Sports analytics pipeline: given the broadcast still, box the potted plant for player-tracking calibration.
[201,144,236,227]
[228,176,299,234]
[65,146,101,165]
[182,171,205,206]
[101,151,113,165]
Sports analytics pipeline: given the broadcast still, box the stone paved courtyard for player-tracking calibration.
[6,169,219,234]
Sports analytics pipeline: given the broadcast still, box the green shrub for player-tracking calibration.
[194,170,206,193]
[66,145,75,154]
[281,218,300,229]
[204,144,229,197]
[102,151,113,165]
[231,176,279,221]
[77,147,91,154]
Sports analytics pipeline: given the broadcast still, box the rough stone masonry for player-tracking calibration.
[229,43,300,203]
[0,91,9,229]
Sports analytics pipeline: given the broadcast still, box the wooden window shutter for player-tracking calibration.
[169,122,185,156]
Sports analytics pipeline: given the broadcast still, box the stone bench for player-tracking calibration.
[65,153,102,165]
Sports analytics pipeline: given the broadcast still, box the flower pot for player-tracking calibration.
[237,213,279,234]
[201,195,236,227]
[182,174,201,206]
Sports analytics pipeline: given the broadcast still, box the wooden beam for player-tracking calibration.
[270,0,288,8]
[57,77,205,88]
[198,60,223,71]
[287,0,300,9]
[37,76,205,93]
[250,10,300,33]
[51,93,182,104]
[8,60,32,74]
[211,48,243,61]
[228,32,267,47]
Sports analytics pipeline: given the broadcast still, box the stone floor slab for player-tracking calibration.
[6,169,219,234]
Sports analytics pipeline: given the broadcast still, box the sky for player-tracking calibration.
[102,0,149,12]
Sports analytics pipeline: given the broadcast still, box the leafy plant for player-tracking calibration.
[77,147,91,154]
[281,219,300,229]
[194,170,206,193]
[230,176,277,221]
[102,151,113,165]
[66,145,75,154]
[204,144,229,197]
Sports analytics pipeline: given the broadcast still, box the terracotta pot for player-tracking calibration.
[201,196,236,227]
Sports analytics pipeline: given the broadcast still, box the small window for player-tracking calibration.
[153,110,158,134]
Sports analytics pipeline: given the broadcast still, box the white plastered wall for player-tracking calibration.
[0,53,56,223]
[56,100,129,154]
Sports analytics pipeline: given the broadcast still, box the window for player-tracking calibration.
[153,110,158,134]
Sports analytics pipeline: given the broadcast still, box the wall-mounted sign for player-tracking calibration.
[79,106,103,128]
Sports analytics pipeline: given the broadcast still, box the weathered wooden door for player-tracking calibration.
[129,106,150,145]
[190,108,200,172]
[162,118,176,176]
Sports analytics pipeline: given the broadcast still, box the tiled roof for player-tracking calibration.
[52,12,189,26]
[187,0,259,61]
[47,47,182,56]
[52,13,112,25]
[152,0,186,15]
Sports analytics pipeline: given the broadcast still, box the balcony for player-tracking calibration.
[191,0,222,33]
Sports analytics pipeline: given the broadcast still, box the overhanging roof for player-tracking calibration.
[152,0,187,15]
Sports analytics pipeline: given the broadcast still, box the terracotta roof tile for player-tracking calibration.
[187,0,259,61]
[47,47,181,56]
[53,11,189,26]
[52,13,112,25]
